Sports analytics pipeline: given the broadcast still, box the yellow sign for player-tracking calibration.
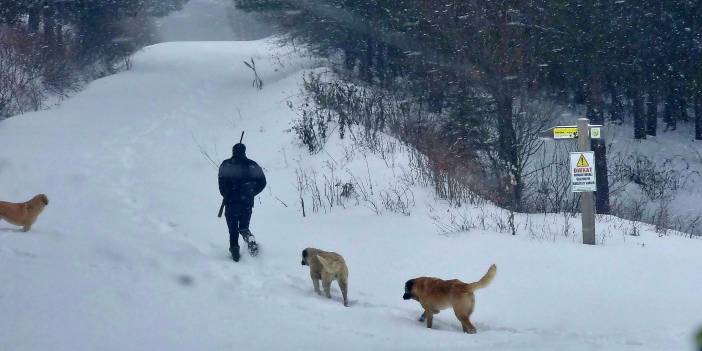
[576,154,590,167]
[553,126,578,139]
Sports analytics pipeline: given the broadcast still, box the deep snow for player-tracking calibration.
[1,39,701,351]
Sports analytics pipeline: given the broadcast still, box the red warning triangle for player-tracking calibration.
[576,154,589,167]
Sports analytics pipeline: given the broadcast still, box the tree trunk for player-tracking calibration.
[646,89,658,136]
[695,91,702,140]
[361,35,373,82]
[344,49,355,71]
[2,1,22,24]
[343,42,356,71]
[608,80,623,124]
[513,171,523,214]
[590,138,610,214]
[588,78,610,214]
[664,92,677,131]
[680,97,689,121]
[386,45,401,77]
[56,25,65,55]
[574,83,586,105]
[376,40,386,84]
[495,92,520,211]
[43,5,56,50]
[633,90,646,139]
[28,5,41,34]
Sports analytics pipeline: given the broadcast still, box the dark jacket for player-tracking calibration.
[218,156,266,208]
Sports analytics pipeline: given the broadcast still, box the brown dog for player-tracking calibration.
[0,194,49,232]
[301,248,349,307]
[403,264,496,334]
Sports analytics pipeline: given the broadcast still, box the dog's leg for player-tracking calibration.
[322,280,332,298]
[310,271,322,295]
[419,309,440,322]
[22,225,30,232]
[312,278,322,295]
[425,310,434,329]
[338,278,349,307]
[453,309,477,334]
[321,272,332,299]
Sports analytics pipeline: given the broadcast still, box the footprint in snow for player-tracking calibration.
[474,322,520,334]
[0,227,25,233]
[11,249,38,259]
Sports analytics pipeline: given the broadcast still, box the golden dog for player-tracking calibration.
[0,194,49,232]
[403,264,496,334]
[301,247,349,307]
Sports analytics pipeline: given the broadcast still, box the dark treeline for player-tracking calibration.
[235,0,702,213]
[0,0,187,117]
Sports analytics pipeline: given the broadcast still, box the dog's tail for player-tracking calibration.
[317,255,342,274]
[466,264,496,292]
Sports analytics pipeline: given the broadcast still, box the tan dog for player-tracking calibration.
[0,194,49,232]
[403,264,496,334]
[301,247,349,307]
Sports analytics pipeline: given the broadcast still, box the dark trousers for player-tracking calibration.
[225,205,252,249]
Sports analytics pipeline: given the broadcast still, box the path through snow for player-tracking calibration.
[1,40,700,351]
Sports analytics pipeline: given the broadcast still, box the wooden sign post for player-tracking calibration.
[543,118,599,245]
[576,118,596,245]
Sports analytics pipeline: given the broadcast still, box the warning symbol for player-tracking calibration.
[576,154,590,168]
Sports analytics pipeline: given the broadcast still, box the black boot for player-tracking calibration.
[229,246,240,262]
[240,229,259,257]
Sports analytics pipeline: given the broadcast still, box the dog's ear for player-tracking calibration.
[405,279,414,292]
[403,279,415,300]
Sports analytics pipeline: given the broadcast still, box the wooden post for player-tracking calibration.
[578,118,596,245]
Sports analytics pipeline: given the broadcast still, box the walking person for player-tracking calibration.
[218,142,266,262]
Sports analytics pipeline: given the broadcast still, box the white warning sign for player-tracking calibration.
[570,152,596,192]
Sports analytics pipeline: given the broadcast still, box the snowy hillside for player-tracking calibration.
[1,39,701,351]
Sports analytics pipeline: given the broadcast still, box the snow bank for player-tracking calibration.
[1,39,700,351]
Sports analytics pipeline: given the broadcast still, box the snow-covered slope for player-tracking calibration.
[1,40,700,351]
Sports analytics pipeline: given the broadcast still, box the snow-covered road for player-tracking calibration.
[1,40,700,351]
